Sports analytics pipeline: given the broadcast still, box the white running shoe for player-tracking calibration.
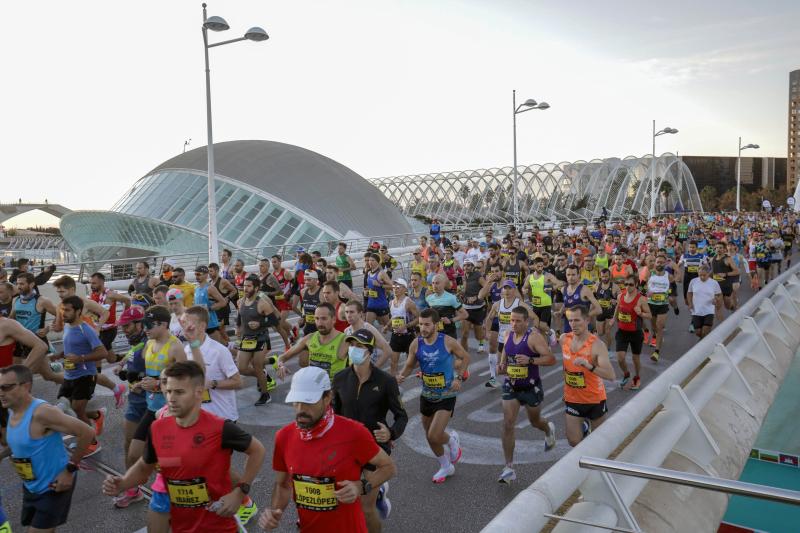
[478,341,486,353]
[497,466,517,484]
[432,463,455,483]
[548,329,558,347]
[449,431,462,463]
[544,421,556,451]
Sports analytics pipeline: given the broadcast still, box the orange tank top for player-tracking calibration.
[561,332,606,404]
[610,264,627,285]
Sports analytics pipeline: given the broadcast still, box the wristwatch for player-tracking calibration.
[361,479,372,495]
[236,482,251,495]
[211,379,218,390]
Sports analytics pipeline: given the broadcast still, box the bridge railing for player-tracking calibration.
[483,264,800,533]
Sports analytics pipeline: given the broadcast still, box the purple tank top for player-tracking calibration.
[504,329,540,388]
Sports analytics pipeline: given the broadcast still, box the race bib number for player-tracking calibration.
[532,296,542,306]
[785,241,793,247]
[599,299,611,308]
[305,314,316,324]
[507,365,528,379]
[202,389,212,403]
[293,475,337,511]
[499,313,511,324]
[422,372,446,389]
[687,266,699,273]
[437,321,444,331]
[274,293,285,301]
[756,253,765,259]
[651,293,667,303]
[617,312,632,323]
[240,337,258,350]
[367,289,378,299]
[391,317,405,330]
[167,477,210,508]
[63,359,76,371]
[565,370,586,388]
[712,274,725,282]
[12,458,35,481]
[238,289,245,299]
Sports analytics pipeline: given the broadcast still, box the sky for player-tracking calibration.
[3,0,798,227]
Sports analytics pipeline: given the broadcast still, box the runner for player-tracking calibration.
[258,366,396,532]
[0,282,13,318]
[593,268,618,349]
[192,265,226,343]
[333,329,408,532]
[130,262,159,297]
[615,275,652,390]
[89,271,131,353]
[277,303,348,380]
[9,273,61,384]
[561,306,616,446]
[397,308,471,483]
[459,260,487,353]
[166,288,187,340]
[236,275,278,406]
[687,265,723,340]
[425,273,467,339]
[152,285,169,307]
[320,281,350,334]
[387,279,419,376]
[335,242,357,289]
[677,240,707,332]
[364,253,393,328]
[727,242,747,310]
[478,264,505,387]
[271,255,297,343]
[298,270,322,337]
[526,256,562,332]
[0,364,95,532]
[497,306,557,484]
[645,255,673,362]
[711,242,740,312]
[408,272,429,312]
[557,265,602,334]
[103,360,266,533]
[343,301,398,370]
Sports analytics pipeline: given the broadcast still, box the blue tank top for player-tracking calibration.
[7,399,69,494]
[14,294,44,333]
[504,329,541,389]
[562,285,583,333]
[489,283,502,303]
[417,333,454,400]
[194,284,219,328]
[682,253,705,275]
[410,286,428,311]
[366,270,389,310]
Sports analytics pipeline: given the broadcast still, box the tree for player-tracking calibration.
[574,195,590,210]
[459,184,471,202]
[699,186,718,211]
[659,181,673,196]
[717,189,737,211]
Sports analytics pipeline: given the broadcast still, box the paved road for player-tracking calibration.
[0,269,772,533]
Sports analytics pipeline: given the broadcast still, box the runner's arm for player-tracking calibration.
[727,257,740,277]
[528,330,555,366]
[206,285,228,310]
[396,339,418,382]
[338,283,357,302]
[362,448,396,490]
[386,376,408,440]
[277,334,310,365]
[405,299,420,328]
[9,321,48,365]
[110,291,132,309]
[453,304,468,323]
[268,471,293,513]
[590,338,616,381]
[36,404,96,463]
[581,286,603,317]
[169,341,188,363]
[444,335,471,378]
[84,297,109,326]
[637,297,652,319]
[380,271,394,290]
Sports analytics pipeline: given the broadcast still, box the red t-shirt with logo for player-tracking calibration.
[273,415,380,532]
[144,409,252,533]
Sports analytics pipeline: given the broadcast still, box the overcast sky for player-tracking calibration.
[4,0,798,227]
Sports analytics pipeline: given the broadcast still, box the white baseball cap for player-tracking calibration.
[163,258,177,268]
[285,367,331,404]
[393,278,408,288]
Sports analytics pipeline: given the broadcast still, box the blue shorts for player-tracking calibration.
[149,490,170,513]
[125,392,148,423]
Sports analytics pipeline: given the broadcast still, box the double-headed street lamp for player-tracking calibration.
[649,120,679,218]
[202,3,268,263]
[512,89,549,227]
[736,137,759,212]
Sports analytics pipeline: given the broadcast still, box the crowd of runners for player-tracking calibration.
[0,209,797,532]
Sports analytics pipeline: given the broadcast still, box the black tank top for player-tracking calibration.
[239,296,268,337]
[132,276,153,296]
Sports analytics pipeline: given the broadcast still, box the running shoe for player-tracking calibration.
[449,431,462,464]
[478,341,486,353]
[673,307,680,316]
[544,421,556,451]
[643,330,651,344]
[462,369,470,381]
[265,376,277,391]
[113,487,144,509]
[236,497,258,526]
[649,337,657,348]
[650,350,659,363]
[50,361,64,373]
[631,376,641,390]
[548,329,558,347]
[688,324,695,333]
[376,484,392,520]
[432,463,455,483]
[93,407,107,437]
[255,392,271,406]
[485,378,498,388]
[113,383,127,409]
[497,466,517,484]
[619,375,630,389]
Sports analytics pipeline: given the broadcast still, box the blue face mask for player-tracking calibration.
[348,346,368,365]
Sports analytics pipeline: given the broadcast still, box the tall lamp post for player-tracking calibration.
[512,90,549,228]
[649,120,679,218]
[736,137,759,212]
[202,3,268,263]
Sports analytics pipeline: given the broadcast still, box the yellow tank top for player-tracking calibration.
[528,274,552,308]
[145,335,178,377]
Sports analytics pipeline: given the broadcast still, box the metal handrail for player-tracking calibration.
[579,456,800,506]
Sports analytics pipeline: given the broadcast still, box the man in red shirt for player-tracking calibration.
[259,366,396,532]
[102,361,265,533]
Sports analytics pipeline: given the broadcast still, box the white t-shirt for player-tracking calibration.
[185,335,240,421]
[465,247,483,265]
[688,277,721,316]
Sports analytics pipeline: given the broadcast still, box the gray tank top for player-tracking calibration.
[132,275,153,296]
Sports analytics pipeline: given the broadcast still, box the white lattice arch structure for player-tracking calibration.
[370,153,703,223]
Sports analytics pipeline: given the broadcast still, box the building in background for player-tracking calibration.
[680,156,787,195]
[789,69,800,191]
[60,140,411,261]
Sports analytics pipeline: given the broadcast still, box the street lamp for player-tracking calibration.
[512,90,549,228]
[202,3,268,263]
[649,120,679,218]
[736,137,759,212]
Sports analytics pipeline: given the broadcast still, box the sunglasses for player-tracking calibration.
[0,382,23,392]
[143,320,164,330]
[625,282,636,287]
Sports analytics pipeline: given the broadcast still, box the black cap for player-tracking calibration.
[145,306,171,324]
[194,265,209,273]
[344,328,375,347]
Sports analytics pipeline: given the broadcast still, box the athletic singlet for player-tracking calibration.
[335,254,352,282]
[594,283,615,311]
[333,302,348,333]
[132,275,153,297]
[390,296,412,334]
[488,282,502,305]
[409,287,428,312]
[504,260,524,288]
[595,255,609,270]
[616,291,642,332]
[144,335,178,412]
[416,332,455,400]
[89,288,117,329]
[301,288,321,334]
[194,284,220,329]
[366,270,389,310]
[239,297,269,338]
[647,272,671,305]
[561,333,606,404]
[580,267,599,286]
[307,331,347,379]
[462,271,485,310]
[497,297,520,342]
[682,253,705,277]
[0,341,14,367]
[711,255,733,284]
[528,274,552,308]
[562,285,584,333]
[503,329,541,389]
[13,294,45,334]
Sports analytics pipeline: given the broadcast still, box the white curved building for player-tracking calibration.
[371,153,703,224]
